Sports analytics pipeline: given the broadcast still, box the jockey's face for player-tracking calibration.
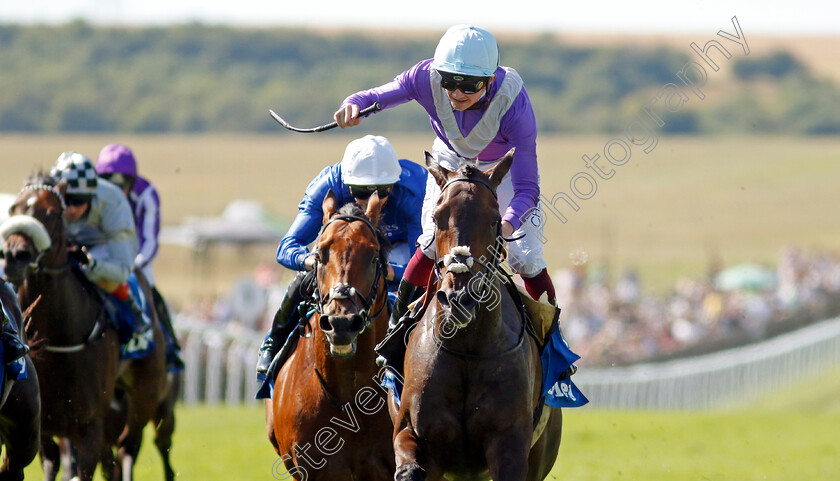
[63,194,91,221]
[350,184,392,211]
[444,75,495,111]
[353,194,389,212]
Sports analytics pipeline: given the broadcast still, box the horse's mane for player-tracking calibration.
[336,203,391,265]
[24,170,57,188]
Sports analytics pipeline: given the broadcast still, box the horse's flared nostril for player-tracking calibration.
[320,315,333,332]
[457,289,477,311]
[350,314,365,332]
[437,290,451,308]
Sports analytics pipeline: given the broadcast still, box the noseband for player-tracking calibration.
[434,175,505,284]
[310,214,388,329]
[2,185,68,277]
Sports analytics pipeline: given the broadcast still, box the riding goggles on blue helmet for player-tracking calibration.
[439,71,489,94]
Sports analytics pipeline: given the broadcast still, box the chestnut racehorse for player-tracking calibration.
[389,151,564,481]
[1,175,169,481]
[266,191,395,481]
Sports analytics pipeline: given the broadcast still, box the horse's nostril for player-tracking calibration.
[436,291,450,308]
[350,314,365,332]
[458,290,477,309]
[320,315,333,332]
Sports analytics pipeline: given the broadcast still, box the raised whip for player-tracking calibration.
[269,102,382,133]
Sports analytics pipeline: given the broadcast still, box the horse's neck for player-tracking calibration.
[24,268,99,338]
[438,282,515,352]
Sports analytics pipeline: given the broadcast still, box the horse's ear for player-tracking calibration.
[425,151,450,188]
[322,188,337,223]
[365,190,383,223]
[487,148,514,188]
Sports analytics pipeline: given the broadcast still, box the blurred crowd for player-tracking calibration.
[175,246,840,367]
[559,246,840,366]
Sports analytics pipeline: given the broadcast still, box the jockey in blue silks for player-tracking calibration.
[255,135,427,376]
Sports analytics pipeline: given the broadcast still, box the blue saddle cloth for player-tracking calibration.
[1,303,28,385]
[110,273,156,360]
[381,323,588,409]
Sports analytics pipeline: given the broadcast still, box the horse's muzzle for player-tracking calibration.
[436,287,478,328]
[320,313,367,357]
[0,249,33,286]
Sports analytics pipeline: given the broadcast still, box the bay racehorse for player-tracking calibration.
[267,191,395,481]
[0,281,41,481]
[389,151,563,481]
[1,174,170,481]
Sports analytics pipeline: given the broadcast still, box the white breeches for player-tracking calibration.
[416,139,547,278]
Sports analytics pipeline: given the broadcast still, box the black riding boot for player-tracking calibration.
[256,271,313,375]
[151,286,185,369]
[374,278,419,370]
[2,319,29,364]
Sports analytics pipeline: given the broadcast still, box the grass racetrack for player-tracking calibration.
[4,133,839,479]
[20,367,840,480]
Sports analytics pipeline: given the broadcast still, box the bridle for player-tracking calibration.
[431,174,529,360]
[2,185,69,277]
[309,214,388,331]
[433,175,507,291]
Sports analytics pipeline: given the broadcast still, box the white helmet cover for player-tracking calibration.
[51,151,98,195]
[341,135,401,185]
[432,24,499,78]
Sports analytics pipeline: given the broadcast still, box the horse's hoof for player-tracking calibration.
[395,462,426,481]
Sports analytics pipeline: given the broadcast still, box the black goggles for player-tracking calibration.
[100,172,134,190]
[349,185,393,200]
[439,72,489,94]
[65,194,92,207]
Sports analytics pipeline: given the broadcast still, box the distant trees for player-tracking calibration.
[0,23,837,135]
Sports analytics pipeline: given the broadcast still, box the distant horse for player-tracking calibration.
[0,282,41,481]
[267,191,395,481]
[1,177,121,481]
[389,151,564,481]
[2,175,170,481]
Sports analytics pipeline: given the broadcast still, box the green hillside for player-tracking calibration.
[1,22,838,135]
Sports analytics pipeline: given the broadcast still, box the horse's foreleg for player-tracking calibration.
[484,432,530,481]
[73,420,107,481]
[393,427,440,481]
[153,398,177,481]
[40,437,60,481]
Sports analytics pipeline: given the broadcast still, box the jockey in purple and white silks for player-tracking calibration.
[334,25,556,339]
[95,144,161,287]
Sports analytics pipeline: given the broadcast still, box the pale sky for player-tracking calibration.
[1,0,838,35]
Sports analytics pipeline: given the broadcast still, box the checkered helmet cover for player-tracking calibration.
[51,151,98,195]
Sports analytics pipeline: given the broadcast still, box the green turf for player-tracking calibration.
[21,367,840,480]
